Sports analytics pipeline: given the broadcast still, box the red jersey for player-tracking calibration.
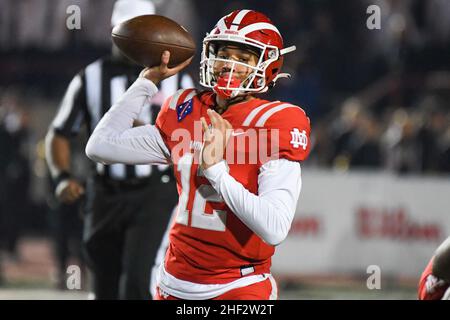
[418,257,449,300]
[156,89,311,284]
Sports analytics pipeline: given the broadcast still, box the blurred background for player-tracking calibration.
[0,0,449,299]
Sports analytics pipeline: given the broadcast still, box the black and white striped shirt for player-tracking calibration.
[51,55,193,181]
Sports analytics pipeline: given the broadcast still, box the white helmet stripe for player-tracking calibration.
[238,22,281,37]
[242,101,280,126]
[255,104,298,127]
[216,17,228,32]
[230,9,251,31]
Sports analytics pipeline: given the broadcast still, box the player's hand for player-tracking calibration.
[55,179,85,204]
[141,51,193,85]
[200,109,232,170]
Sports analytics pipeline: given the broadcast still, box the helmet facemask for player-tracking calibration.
[200,36,282,98]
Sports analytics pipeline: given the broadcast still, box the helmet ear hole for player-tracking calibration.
[257,78,265,86]
[268,49,277,59]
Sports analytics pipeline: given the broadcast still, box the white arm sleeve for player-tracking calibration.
[85,78,170,165]
[203,158,302,246]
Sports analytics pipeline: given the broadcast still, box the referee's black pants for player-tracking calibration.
[83,175,177,300]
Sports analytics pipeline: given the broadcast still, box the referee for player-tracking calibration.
[45,0,193,299]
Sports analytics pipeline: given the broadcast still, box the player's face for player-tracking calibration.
[213,45,259,82]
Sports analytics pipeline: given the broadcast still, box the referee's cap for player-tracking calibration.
[111,0,155,27]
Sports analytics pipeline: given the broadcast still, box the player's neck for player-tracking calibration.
[215,95,254,114]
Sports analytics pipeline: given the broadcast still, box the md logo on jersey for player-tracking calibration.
[176,99,194,122]
[290,128,308,150]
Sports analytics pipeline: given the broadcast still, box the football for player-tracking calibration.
[111,15,196,68]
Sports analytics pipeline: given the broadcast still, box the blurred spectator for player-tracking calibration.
[329,98,364,169]
[416,97,448,173]
[307,120,333,167]
[0,92,32,260]
[350,113,383,168]
[383,109,421,173]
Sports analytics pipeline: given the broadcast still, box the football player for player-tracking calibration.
[418,236,450,300]
[86,9,311,300]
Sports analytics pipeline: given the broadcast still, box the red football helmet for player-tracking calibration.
[199,9,296,98]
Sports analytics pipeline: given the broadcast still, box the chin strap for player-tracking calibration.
[273,72,291,82]
[268,72,292,90]
[213,76,242,99]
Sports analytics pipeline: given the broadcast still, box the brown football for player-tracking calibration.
[112,15,196,68]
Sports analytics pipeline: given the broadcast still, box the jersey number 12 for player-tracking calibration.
[176,153,227,232]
